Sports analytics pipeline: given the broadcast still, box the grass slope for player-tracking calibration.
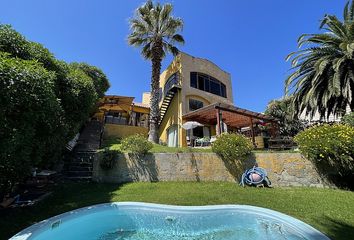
[2,182,353,240]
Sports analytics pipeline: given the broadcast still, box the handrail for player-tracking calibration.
[162,73,180,99]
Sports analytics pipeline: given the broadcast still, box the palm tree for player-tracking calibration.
[128,0,184,143]
[285,1,354,119]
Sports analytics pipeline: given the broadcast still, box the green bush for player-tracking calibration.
[342,112,354,127]
[0,54,66,193]
[100,148,118,170]
[294,124,354,181]
[121,134,153,156]
[0,24,110,194]
[212,133,253,161]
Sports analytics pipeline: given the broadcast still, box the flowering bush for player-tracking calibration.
[294,124,354,177]
[212,133,253,161]
[121,134,153,156]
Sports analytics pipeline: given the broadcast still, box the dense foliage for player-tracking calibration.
[212,133,253,161]
[99,148,118,170]
[128,0,184,143]
[285,1,354,119]
[341,112,354,126]
[0,25,110,193]
[265,97,306,136]
[121,134,153,156]
[295,124,354,186]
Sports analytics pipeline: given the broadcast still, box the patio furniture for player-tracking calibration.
[194,137,210,147]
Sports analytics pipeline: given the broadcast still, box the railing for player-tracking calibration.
[162,73,180,99]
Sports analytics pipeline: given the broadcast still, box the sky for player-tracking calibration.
[0,0,346,112]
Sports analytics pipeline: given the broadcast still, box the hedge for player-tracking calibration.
[0,24,110,194]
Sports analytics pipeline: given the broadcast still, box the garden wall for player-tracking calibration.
[103,124,148,139]
[92,152,329,187]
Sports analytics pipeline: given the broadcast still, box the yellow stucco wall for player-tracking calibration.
[158,91,182,145]
[104,124,148,139]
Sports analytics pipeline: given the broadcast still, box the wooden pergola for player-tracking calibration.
[182,102,279,146]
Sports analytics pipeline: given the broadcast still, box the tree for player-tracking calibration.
[128,0,184,143]
[265,97,306,137]
[0,54,65,193]
[0,25,110,193]
[285,0,354,119]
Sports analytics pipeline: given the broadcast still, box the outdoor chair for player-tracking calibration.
[194,137,211,147]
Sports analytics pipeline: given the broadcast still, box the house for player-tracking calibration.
[155,52,277,147]
[93,95,150,139]
[95,52,278,147]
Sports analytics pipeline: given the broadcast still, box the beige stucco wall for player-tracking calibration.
[93,152,328,188]
[179,52,233,114]
[142,92,151,106]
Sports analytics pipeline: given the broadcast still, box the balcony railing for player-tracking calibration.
[162,72,180,99]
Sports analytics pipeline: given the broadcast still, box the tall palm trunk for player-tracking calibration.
[148,39,163,143]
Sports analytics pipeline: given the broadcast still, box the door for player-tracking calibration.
[167,125,178,147]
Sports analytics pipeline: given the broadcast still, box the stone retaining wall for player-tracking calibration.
[93,152,328,187]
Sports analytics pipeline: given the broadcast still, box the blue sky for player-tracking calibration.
[1,0,346,112]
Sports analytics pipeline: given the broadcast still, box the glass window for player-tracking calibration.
[189,99,204,111]
[197,74,205,91]
[220,83,227,98]
[204,76,210,92]
[190,72,197,88]
[190,72,227,98]
[210,79,221,96]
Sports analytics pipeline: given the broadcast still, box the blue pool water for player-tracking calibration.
[11,202,329,240]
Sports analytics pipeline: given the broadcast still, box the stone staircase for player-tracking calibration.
[64,120,102,181]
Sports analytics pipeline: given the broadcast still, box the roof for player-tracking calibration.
[133,102,150,109]
[183,102,277,128]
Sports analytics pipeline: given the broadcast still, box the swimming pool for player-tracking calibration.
[11,202,329,240]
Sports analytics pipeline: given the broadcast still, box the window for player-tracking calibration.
[197,74,206,91]
[210,79,221,96]
[190,72,197,88]
[189,99,204,111]
[190,72,227,98]
[220,83,226,98]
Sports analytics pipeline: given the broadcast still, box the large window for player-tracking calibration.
[189,99,204,111]
[190,72,227,98]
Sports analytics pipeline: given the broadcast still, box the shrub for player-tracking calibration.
[342,112,354,127]
[294,124,354,181]
[100,148,118,170]
[0,25,110,194]
[212,133,253,161]
[0,54,66,193]
[121,134,153,156]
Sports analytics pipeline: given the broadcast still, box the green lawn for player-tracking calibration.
[101,136,212,153]
[101,137,296,153]
[2,182,354,240]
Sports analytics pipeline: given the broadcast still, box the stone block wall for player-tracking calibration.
[93,152,328,187]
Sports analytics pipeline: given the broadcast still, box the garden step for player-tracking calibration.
[65,176,92,182]
[65,171,92,177]
[67,166,92,171]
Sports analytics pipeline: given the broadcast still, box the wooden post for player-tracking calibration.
[250,117,256,147]
[216,108,221,135]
